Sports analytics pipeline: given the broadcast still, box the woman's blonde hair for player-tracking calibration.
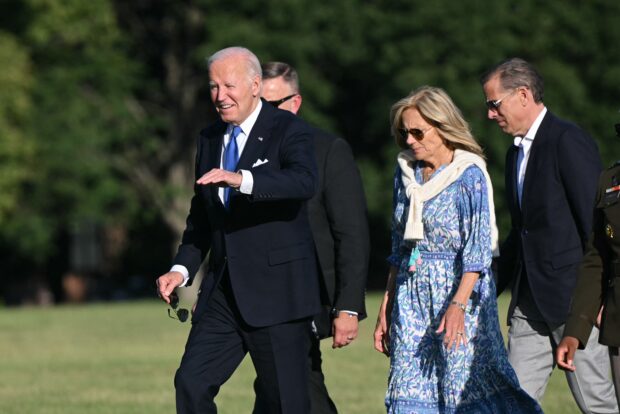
[390,86,484,158]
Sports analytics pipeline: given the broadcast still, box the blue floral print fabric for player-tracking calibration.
[385,162,541,413]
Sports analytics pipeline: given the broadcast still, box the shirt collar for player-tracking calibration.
[513,106,547,147]
[227,99,262,136]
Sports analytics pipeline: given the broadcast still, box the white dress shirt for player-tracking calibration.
[514,107,547,206]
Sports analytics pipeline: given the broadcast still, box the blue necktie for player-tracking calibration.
[224,126,242,207]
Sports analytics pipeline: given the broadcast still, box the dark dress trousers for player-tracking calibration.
[497,111,602,325]
[305,129,370,413]
[173,101,321,414]
[565,163,620,348]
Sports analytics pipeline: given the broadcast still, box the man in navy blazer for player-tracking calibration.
[482,58,617,412]
[156,47,321,414]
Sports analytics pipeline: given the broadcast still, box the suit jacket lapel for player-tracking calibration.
[520,111,552,218]
[203,121,227,205]
[237,102,274,170]
[201,102,275,207]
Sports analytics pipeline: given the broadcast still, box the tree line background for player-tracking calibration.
[1,0,619,305]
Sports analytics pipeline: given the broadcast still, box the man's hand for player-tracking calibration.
[156,271,184,305]
[556,336,580,372]
[332,312,359,349]
[196,168,242,188]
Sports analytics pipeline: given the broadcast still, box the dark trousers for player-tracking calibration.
[253,329,338,414]
[307,334,338,414]
[175,274,312,414]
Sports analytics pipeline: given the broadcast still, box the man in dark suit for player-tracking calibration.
[557,121,620,407]
[481,58,617,412]
[257,61,370,414]
[156,47,321,414]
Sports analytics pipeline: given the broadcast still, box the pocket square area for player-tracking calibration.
[252,159,269,168]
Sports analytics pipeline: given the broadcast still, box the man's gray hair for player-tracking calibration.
[207,47,262,82]
[480,57,544,103]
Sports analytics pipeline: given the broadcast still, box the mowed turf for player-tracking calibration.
[0,293,580,413]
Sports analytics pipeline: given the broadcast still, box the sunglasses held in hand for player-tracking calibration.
[168,292,189,323]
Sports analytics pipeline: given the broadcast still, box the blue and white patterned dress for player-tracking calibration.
[386,162,541,413]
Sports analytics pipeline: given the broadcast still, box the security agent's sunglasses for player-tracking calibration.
[398,126,433,142]
[168,292,189,323]
[267,94,297,108]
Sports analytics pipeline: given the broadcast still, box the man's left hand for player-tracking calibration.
[196,168,242,188]
[155,271,184,305]
[332,312,358,349]
[556,336,580,371]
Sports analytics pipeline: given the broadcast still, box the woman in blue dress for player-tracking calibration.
[374,86,542,413]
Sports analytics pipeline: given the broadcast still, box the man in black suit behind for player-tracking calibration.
[258,62,370,414]
[156,47,321,414]
[481,58,617,412]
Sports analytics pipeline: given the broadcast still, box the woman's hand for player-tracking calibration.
[374,266,397,356]
[436,272,479,350]
[436,302,467,350]
[374,295,391,356]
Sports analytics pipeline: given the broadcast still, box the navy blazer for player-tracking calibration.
[173,101,321,327]
[497,111,602,324]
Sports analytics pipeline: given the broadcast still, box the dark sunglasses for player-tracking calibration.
[168,292,189,323]
[615,123,620,137]
[485,89,517,111]
[267,94,297,108]
[398,126,432,142]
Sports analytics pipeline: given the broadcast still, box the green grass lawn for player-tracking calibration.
[0,293,581,413]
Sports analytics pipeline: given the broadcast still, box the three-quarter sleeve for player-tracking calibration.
[387,166,407,267]
[457,166,493,276]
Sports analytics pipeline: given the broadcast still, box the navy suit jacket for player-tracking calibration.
[497,111,602,324]
[173,101,321,327]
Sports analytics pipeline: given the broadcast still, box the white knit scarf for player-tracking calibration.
[397,148,499,257]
